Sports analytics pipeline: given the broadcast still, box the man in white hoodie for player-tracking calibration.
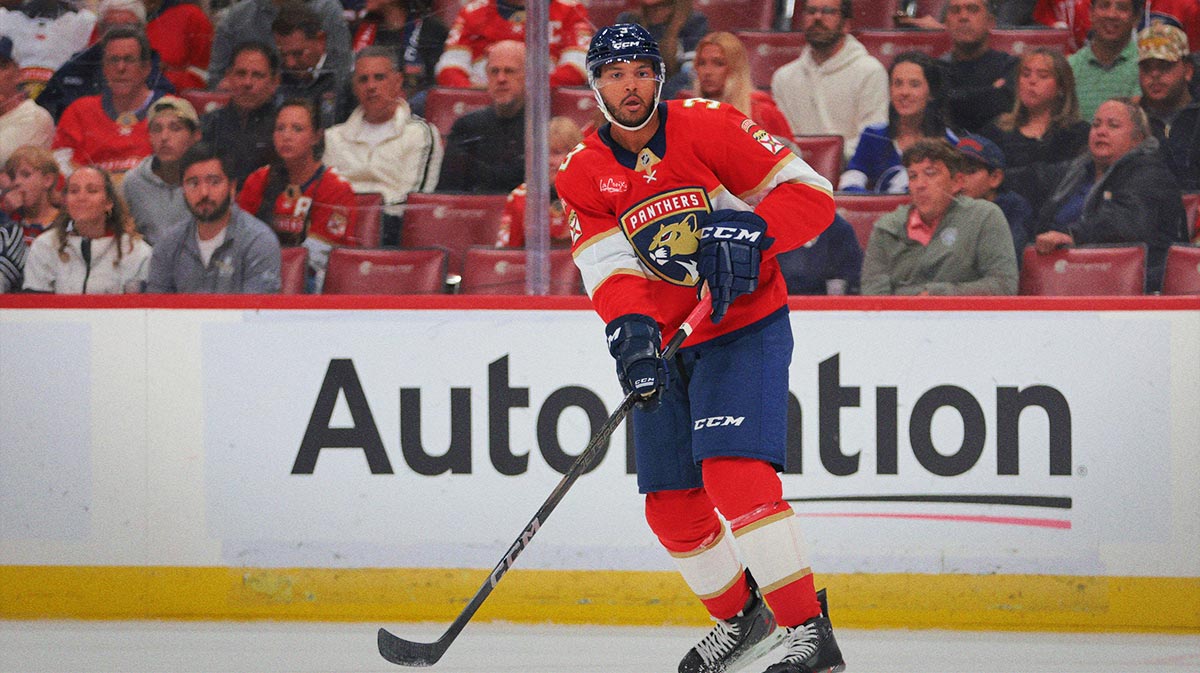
[770,0,888,160]
[323,46,442,246]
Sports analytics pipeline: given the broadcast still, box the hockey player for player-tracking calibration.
[556,23,846,673]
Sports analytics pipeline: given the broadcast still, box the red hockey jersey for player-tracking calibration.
[435,0,590,88]
[556,99,835,347]
[237,165,358,247]
[496,182,571,248]
[52,95,152,174]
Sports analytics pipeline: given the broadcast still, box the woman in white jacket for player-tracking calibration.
[23,165,151,294]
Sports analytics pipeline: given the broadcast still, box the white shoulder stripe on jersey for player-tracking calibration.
[572,227,650,297]
[738,153,834,206]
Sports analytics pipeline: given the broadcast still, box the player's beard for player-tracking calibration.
[606,92,654,129]
[188,192,232,223]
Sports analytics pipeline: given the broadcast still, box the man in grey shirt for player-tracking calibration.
[122,95,201,245]
[146,143,281,293]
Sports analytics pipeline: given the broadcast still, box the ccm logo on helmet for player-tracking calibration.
[694,415,745,430]
[702,226,763,243]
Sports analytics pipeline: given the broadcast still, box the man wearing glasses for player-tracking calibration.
[771,0,888,161]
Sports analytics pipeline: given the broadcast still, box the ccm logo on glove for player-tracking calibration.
[701,226,766,243]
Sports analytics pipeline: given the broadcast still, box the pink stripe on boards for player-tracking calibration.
[803,512,1072,529]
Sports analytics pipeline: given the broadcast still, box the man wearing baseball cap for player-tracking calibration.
[955,132,1032,259]
[122,95,202,245]
[1137,21,1200,189]
[0,36,54,167]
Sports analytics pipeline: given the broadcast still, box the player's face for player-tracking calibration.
[890,61,931,119]
[149,113,200,164]
[273,104,320,164]
[1089,100,1142,169]
[595,60,659,128]
[183,158,234,224]
[1016,54,1059,112]
[228,50,279,112]
[353,55,403,123]
[907,158,959,221]
[65,168,113,228]
[101,38,151,98]
[945,0,992,47]
[1139,58,1193,109]
[694,44,729,100]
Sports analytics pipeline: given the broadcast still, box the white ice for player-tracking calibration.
[2,620,1199,673]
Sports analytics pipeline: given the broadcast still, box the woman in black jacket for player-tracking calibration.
[1035,98,1188,292]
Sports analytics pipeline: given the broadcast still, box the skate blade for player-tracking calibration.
[724,626,788,673]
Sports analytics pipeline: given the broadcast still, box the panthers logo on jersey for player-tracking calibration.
[619,187,711,286]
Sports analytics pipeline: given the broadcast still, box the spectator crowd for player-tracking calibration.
[0,0,1197,295]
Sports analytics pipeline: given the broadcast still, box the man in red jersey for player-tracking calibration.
[555,23,845,673]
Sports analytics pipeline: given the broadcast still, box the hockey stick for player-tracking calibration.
[378,295,713,667]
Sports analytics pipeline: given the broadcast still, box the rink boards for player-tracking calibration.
[1,295,1198,632]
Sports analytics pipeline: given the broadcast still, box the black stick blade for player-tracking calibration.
[378,627,446,667]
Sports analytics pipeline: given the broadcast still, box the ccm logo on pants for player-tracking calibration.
[694,416,745,430]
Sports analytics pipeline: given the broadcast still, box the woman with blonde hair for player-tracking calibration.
[3,145,61,246]
[23,165,151,293]
[692,31,793,139]
[981,47,1089,209]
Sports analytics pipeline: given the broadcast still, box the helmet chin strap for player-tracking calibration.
[592,79,664,132]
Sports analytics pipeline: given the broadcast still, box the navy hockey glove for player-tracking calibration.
[697,209,775,323]
[605,313,669,411]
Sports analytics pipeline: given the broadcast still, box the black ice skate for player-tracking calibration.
[762,589,846,673]
[678,579,785,673]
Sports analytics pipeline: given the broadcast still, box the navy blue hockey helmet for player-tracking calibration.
[586,23,664,83]
[586,23,665,131]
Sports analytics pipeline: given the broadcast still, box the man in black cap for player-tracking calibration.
[956,132,1032,260]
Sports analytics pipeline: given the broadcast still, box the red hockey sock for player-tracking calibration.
[645,488,750,620]
[702,457,821,627]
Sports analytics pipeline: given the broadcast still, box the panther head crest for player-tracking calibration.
[648,213,700,259]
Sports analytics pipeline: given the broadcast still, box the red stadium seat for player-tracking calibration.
[1019,245,1147,296]
[737,31,805,90]
[1161,245,1200,295]
[279,246,308,294]
[694,0,776,31]
[401,193,508,275]
[422,87,492,139]
[989,28,1072,56]
[796,0,898,30]
[834,193,911,248]
[179,89,230,115]
[584,0,634,28]
[1181,191,1199,240]
[460,246,582,295]
[853,29,953,69]
[322,248,449,294]
[551,87,601,133]
[351,192,384,248]
[793,135,845,185]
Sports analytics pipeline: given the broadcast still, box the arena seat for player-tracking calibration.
[551,87,600,132]
[989,28,1072,56]
[834,193,911,248]
[351,192,384,248]
[459,246,582,295]
[1161,245,1200,295]
[401,193,509,275]
[793,135,845,185]
[322,247,449,294]
[737,31,804,90]
[584,0,634,29]
[694,0,776,31]
[853,29,953,69]
[1018,245,1147,296]
[178,89,230,115]
[422,87,492,139]
[279,246,308,295]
